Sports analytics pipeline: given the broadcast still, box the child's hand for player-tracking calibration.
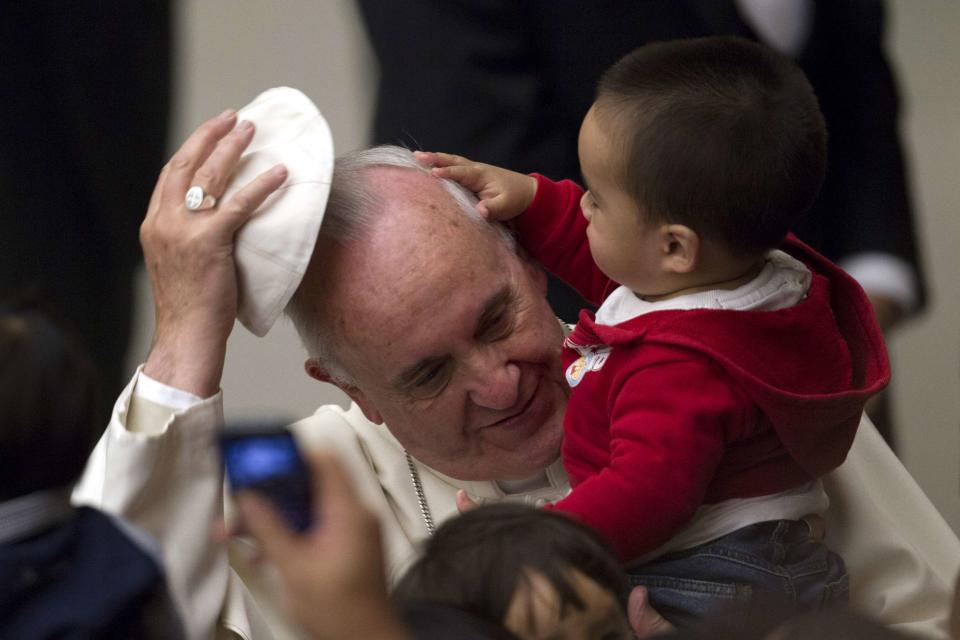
[455,489,481,513]
[415,151,537,220]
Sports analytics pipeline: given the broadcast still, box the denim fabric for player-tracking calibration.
[628,519,848,629]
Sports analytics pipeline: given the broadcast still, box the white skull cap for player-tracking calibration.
[224,87,334,336]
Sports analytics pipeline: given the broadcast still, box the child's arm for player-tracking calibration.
[548,350,752,562]
[418,152,613,305]
[515,174,613,305]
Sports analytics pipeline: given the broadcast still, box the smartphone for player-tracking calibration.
[220,422,315,532]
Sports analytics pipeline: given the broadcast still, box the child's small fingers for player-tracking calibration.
[425,151,471,168]
[431,165,474,182]
[455,489,480,513]
[476,202,491,218]
[479,194,514,220]
[413,150,436,165]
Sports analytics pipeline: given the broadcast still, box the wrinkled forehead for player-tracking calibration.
[357,166,512,273]
[327,167,521,356]
[364,165,483,231]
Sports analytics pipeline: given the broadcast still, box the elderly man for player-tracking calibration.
[77,111,958,639]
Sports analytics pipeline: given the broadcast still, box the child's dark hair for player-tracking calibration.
[595,36,827,255]
[393,503,628,628]
[0,298,100,500]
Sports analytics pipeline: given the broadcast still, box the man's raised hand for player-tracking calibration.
[415,151,537,220]
[140,110,287,397]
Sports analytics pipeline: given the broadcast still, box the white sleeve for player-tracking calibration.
[134,369,204,411]
[825,415,960,639]
[74,367,275,640]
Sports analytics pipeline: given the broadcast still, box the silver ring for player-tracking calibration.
[185,185,217,211]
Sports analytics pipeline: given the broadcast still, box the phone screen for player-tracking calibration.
[221,425,314,532]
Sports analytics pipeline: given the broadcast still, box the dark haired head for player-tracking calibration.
[594,36,827,255]
[393,503,627,629]
[0,299,100,500]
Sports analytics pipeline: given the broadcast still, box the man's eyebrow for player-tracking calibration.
[474,285,517,338]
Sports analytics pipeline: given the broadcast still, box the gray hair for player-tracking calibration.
[285,145,516,384]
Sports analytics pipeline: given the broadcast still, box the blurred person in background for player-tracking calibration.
[0,1,172,428]
[0,299,183,638]
[358,0,924,447]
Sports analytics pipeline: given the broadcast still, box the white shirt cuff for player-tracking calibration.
[135,370,205,411]
[837,252,919,313]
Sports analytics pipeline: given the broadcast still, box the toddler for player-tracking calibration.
[419,36,889,625]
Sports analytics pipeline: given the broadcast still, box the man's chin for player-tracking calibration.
[429,426,563,482]
[423,382,566,481]
[437,455,561,483]
[482,419,565,481]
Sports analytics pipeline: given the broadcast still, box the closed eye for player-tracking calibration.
[475,286,518,343]
[399,358,453,400]
[478,308,515,342]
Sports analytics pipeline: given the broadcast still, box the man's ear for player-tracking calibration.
[658,224,699,274]
[304,358,384,425]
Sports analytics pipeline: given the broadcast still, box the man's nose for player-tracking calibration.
[464,351,521,410]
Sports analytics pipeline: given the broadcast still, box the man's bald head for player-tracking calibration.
[285,145,515,383]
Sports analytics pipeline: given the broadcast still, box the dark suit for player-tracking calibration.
[358,0,925,322]
[0,507,183,639]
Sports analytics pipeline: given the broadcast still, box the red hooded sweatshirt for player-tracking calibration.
[517,176,890,562]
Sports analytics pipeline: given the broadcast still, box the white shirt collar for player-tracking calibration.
[595,249,811,326]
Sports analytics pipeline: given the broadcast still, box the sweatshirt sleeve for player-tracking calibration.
[513,174,615,305]
[549,354,750,562]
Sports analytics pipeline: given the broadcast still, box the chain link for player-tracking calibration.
[405,451,435,536]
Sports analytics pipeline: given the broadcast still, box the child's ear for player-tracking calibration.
[658,224,699,274]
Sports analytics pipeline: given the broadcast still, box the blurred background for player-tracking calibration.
[7,1,957,532]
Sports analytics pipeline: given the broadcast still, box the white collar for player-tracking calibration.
[595,249,811,326]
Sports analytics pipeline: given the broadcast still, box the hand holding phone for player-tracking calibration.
[220,422,315,532]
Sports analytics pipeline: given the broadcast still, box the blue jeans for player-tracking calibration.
[627,519,848,629]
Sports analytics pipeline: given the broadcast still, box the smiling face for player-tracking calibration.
[577,106,668,296]
[320,168,567,480]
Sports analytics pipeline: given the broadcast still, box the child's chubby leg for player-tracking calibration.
[626,518,848,629]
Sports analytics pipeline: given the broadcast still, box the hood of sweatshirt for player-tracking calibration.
[566,236,890,478]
